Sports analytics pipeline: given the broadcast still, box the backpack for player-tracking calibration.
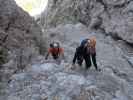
[80,39,89,47]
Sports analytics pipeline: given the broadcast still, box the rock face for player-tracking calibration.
[6,24,133,100]
[0,0,45,81]
[41,0,133,44]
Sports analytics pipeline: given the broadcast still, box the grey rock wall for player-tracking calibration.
[41,0,133,44]
[0,0,45,81]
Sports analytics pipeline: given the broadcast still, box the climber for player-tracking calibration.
[45,42,64,61]
[72,38,89,67]
[88,36,98,70]
[73,37,99,71]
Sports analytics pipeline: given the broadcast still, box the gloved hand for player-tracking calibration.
[45,57,48,60]
[72,63,75,66]
[71,63,76,70]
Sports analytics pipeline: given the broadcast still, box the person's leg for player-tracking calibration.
[84,55,91,69]
[52,54,61,64]
[77,59,83,66]
[52,54,58,60]
[53,56,57,60]
[91,53,98,70]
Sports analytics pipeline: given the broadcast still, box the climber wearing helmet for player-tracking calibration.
[45,42,64,61]
[73,36,99,71]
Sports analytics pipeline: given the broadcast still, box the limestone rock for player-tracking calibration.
[0,0,46,82]
[41,0,133,44]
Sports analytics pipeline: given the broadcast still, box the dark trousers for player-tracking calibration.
[52,54,59,60]
[84,53,98,70]
[91,53,98,70]
[77,59,83,66]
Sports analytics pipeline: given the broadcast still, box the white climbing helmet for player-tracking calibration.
[53,42,58,48]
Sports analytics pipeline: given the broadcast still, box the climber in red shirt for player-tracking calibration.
[45,42,64,60]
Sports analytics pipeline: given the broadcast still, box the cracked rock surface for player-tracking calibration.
[41,0,133,44]
[5,24,133,100]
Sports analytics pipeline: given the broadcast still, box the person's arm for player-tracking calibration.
[45,52,49,60]
[73,48,78,64]
[62,48,65,59]
[62,52,65,60]
[59,48,65,60]
[45,48,51,60]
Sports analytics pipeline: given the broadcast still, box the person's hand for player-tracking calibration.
[45,57,48,60]
[72,63,75,66]
[71,63,76,70]
[72,63,75,67]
